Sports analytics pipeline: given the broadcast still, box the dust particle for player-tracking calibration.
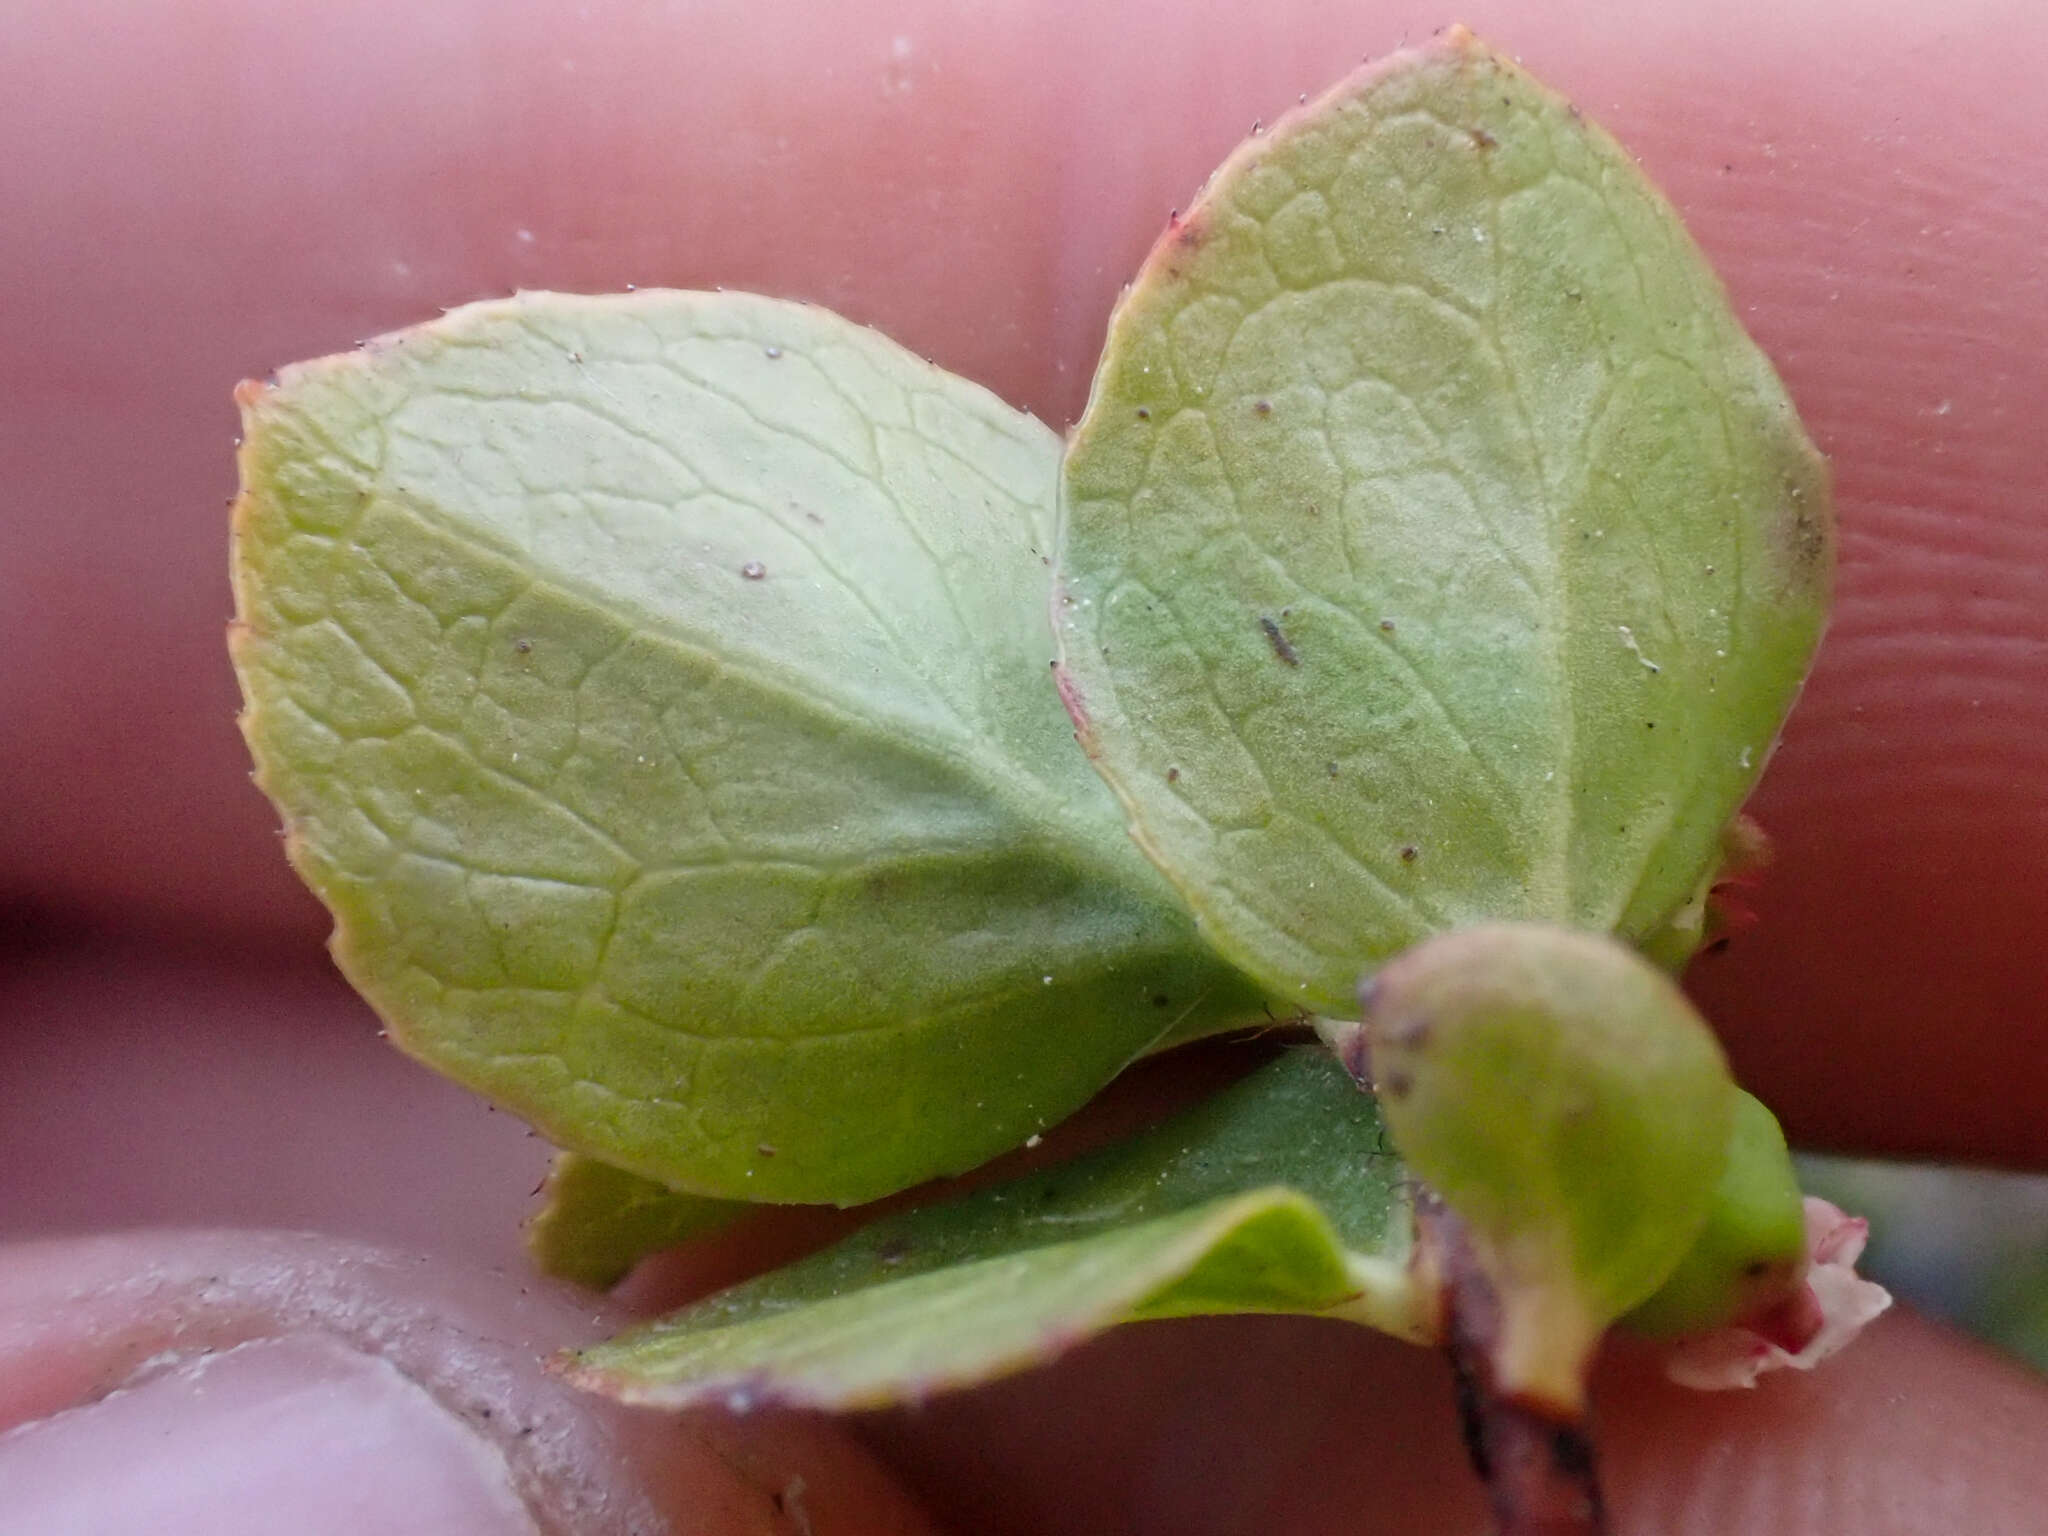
[1259,615,1300,666]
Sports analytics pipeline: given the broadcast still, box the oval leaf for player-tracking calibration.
[564,1049,1422,1412]
[1054,29,1831,1012]
[230,290,1268,1204]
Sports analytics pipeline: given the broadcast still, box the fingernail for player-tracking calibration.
[0,1334,538,1535]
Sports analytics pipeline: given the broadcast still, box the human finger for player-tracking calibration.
[861,1307,2048,1534]
[0,1229,939,1536]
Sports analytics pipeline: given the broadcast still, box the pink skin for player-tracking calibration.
[3,2,2047,1531]
[0,1230,939,1536]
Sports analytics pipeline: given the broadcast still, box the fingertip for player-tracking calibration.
[1596,1311,2048,1533]
[865,1306,2048,1535]
[0,1332,544,1536]
[0,1231,942,1536]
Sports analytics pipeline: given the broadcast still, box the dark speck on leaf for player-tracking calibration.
[741,561,767,580]
[513,638,532,654]
[877,1236,912,1266]
[1470,126,1497,150]
[1166,766,1180,783]
[1259,615,1300,666]
[1135,407,1151,420]
[1253,399,1272,416]
[757,1143,777,1157]
[1379,618,1396,633]
[1400,844,1419,863]
[1153,994,1171,1008]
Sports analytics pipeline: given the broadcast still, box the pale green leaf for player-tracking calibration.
[528,1151,754,1290]
[230,290,1269,1205]
[1054,29,1832,1012]
[564,1049,1422,1411]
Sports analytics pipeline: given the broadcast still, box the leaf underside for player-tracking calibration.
[230,290,1269,1205]
[1054,29,1832,1013]
[565,1049,1420,1412]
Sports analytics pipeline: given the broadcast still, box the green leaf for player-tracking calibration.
[230,290,1269,1205]
[1054,29,1831,1013]
[527,1151,754,1290]
[1357,923,1736,1410]
[564,1049,1422,1411]
[1624,1089,1806,1338]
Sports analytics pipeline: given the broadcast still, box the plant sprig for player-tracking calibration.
[230,28,1877,1532]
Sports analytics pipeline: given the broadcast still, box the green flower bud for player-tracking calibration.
[1623,1090,1806,1338]
[1360,923,1737,1411]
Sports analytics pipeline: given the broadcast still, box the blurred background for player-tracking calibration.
[1799,1157,2048,1374]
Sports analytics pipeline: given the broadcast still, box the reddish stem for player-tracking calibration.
[1420,1196,1609,1536]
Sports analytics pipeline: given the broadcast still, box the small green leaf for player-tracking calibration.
[230,290,1269,1205]
[1055,29,1831,1012]
[1359,923,1736,1410]
[564,1050,1422,1411]
[528,1151,754,1290]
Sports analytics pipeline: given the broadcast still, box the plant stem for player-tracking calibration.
[1421,1195,1609,1536]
